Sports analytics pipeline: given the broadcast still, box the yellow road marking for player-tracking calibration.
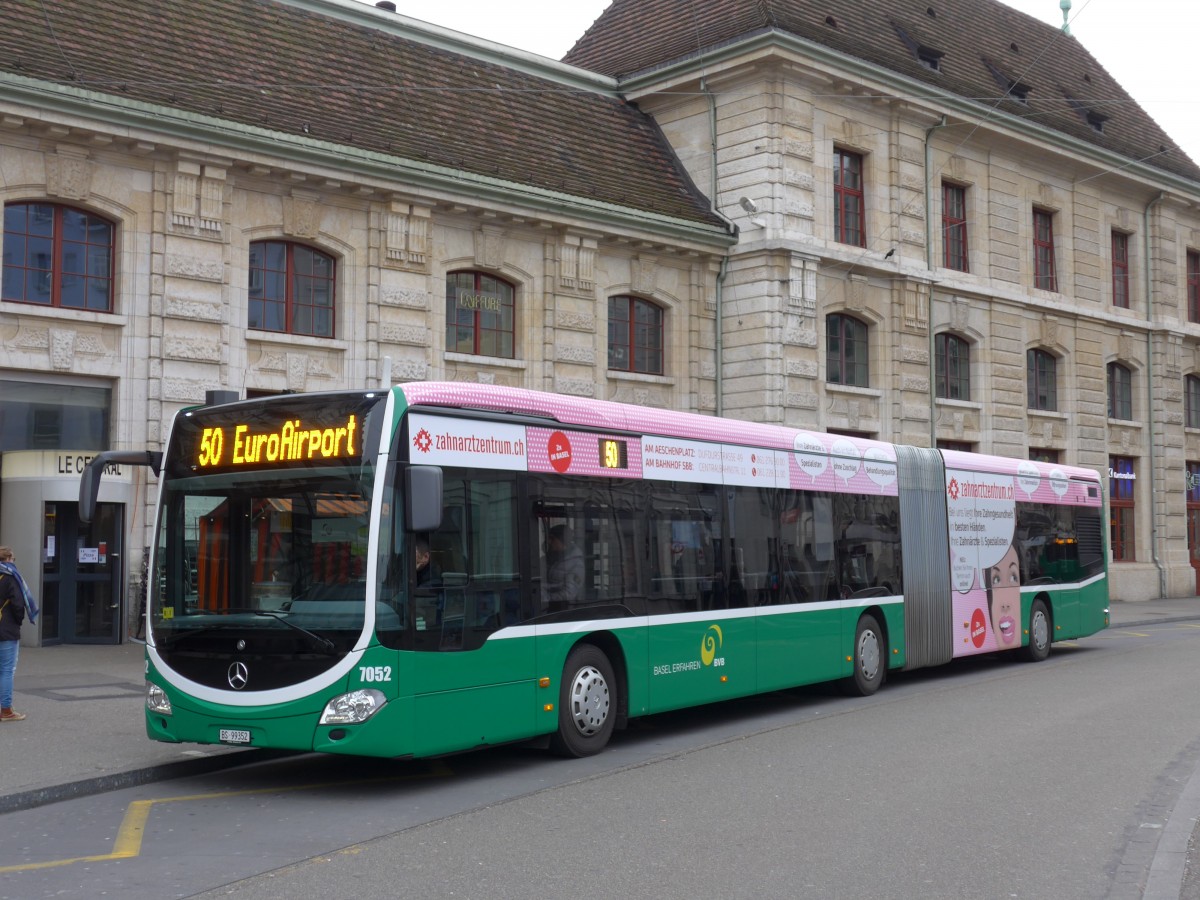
[0,761,452,874]
[1117,630,1150,637]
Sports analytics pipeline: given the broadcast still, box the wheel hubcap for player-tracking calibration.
[1031,610,1049,651]
[568,665,610,736]
[858,630,880,681]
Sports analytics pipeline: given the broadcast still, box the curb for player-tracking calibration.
[0,748,291,816]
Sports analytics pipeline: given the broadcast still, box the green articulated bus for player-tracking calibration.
[79,381,1109,759]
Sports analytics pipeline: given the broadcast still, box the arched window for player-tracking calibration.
[446,271,515,359]
[826,314,868,386]
[2,202,114,311]
[608,296,663,375]
[935,333,970,400]
[1026,349,1058,411]
[248,240,336,337]
[1107,363,1132,420]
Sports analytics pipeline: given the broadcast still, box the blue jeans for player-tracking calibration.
[0,639,18,709]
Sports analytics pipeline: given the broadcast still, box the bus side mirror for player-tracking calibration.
[406,465,443,533]
[79,450,163,524]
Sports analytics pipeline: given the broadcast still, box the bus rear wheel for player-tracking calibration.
[1024,598,1051,662]
[841,613,885,696]
[550,644,616,758]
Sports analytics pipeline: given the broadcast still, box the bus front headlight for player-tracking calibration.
[319,689,387,725]
[146,682,172,715]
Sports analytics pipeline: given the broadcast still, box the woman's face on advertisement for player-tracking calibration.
[987,545,1021,646]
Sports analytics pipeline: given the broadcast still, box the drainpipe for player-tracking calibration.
[703,76,732,417]
[716,256,728,416]
[925,116,948,446]
[1144,191,1166,597]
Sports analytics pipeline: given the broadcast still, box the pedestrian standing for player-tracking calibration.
[0,545,37,722]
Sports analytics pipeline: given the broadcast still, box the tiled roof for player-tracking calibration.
[563,0,1200,183]
[0,0,728,233]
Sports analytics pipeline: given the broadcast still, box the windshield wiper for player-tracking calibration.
[253,611,337,653]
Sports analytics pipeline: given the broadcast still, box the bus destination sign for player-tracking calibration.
[193,414,360,469]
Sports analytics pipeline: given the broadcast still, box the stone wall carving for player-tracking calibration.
[380,323,431,346]
[475,226,506,269]
[789,256,817,315]
[632,254,657,294]
[902,280,929,333]
[164,290,223,322]
[380,286,432,310]
[385,203,431,272]
[556,311,596,332]
[556,343,596,365]
[166,254,224,282]
[560,235,597,292]
[162,378,224,403]
[171,161,226,238]
[164,334,221,361]
[282,190,321,239]
[45,146,94,201]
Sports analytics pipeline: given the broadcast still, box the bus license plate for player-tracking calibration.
[219,729,251,744]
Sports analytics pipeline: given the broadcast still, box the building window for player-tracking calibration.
[1187,375,1200,428]
[1107,363,1132,420]
[1112,231,1130,308]
[1109,456,1135,562]
[446,271,516,358]
[942,183,968,272]
[2,202,115,311]
[1027,349,1058,411]
[608,296,664,375]
[833,149,865,247]
[1029,448,1059,464]
[937,440,973,452]
[0,379,111,451]
[248,241,335,337]
[1033,209,1057,292]
[826,314,869,386]
[1188,251,1200,324]
[935,333,970,400]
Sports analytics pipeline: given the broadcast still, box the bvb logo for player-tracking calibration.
[700,624,723,666]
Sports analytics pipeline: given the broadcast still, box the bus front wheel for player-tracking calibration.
[841,613,885,696]
[1025,599,1051,662]
[550,644,616,757]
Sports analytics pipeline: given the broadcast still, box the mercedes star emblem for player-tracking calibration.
[227,661,249,690]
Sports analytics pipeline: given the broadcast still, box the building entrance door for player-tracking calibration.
[1189,464,1200,596]
[40,501,124,643]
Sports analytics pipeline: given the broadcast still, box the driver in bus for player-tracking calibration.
[543,525,583,608]
[414,535,436,587]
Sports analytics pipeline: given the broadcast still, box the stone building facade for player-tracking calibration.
[566,0,1200,604]
[1,0,1198,644]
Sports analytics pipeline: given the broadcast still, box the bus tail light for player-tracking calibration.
[320,689,387,725]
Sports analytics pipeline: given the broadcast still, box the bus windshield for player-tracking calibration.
[148,391,386,690]
[152,466,374,650]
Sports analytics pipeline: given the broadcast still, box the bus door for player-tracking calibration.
[407,471,535,757]
[644,485,752,711]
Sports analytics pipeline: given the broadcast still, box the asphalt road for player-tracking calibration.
[3,622,1199,899]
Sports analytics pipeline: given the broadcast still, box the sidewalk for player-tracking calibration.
[2,596,1198,814]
